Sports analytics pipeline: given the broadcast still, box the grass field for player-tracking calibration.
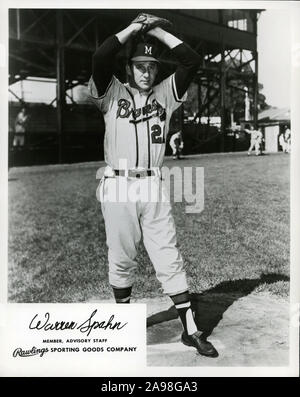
[8,152,290,302]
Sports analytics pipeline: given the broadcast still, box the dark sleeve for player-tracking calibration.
[92,35,122,97]
[171,43,201,99]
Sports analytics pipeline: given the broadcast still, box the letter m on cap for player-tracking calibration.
[144,45,152,55]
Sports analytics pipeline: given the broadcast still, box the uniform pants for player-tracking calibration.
[248,140,261,155]
[170,141,183,157]
[13,134,25,147]
[170,141,178,156]
[99,175,188,296]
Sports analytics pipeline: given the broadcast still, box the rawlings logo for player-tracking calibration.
[13,346,49,358]
[116,99,166,123]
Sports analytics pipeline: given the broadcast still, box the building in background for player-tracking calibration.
[258,107,290,152]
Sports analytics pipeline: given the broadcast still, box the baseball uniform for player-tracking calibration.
[13,109,28,147]
[284,128,291,153]
[169,131,184,158]
[247,129,263,155]
[89,35,200,295]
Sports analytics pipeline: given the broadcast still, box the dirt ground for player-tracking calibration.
[145,292,289,367]
[89,291,289,367]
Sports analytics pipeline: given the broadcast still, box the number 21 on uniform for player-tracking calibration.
[151,124,165,143]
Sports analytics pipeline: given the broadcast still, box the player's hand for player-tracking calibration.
[131,13,172,35]
[130,23,143,35]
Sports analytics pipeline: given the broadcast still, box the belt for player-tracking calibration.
[114,169,155,178]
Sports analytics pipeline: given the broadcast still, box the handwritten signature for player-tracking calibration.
[28,309,128,337]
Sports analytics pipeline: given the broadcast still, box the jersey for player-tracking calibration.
[170,132,183,148]
[88,73,187,170]
[249,129,262,143]
[254,130,263,142]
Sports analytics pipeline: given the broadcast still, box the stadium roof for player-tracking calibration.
[9,9,261,84]
[258,107,290,122]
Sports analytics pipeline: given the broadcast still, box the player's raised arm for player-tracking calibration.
[147,26,201,99]
[92,23,142,97]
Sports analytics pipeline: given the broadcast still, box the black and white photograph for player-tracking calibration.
[1,0,299,378]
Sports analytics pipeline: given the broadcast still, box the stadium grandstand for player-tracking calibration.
[9,9,262,166]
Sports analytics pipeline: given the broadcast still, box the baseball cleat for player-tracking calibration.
[181,331,219,358]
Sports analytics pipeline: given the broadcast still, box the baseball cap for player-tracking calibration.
[130,42,160,62]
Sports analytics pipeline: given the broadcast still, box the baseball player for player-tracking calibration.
[279,132,287,153]
[169,130,184,159]
[245,125,263,156]
[284,126,291,153]
[13,107,28,148]
[279,127,291,153]
[89,13,218,358]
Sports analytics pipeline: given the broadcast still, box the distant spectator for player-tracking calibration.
[278,126,290,153]
[169,131,184,159]
[279,132,287,153]
[284,126,291,153]
[244,125,263,156]
[13,107,29,149]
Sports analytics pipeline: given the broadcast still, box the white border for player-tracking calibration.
[1,0,299,377]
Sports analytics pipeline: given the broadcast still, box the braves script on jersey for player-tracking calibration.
[88,74,186,169]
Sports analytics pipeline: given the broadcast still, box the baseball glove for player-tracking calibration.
[131,13,172,33]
